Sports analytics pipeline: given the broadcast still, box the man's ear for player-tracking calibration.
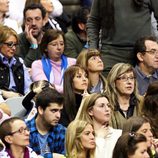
[88,107,93,116]
[78,22,86,31]
[137,52,144,62]
[4,135,13,144]
[38,106,44,115]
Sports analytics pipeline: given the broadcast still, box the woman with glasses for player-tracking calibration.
[0,25,32,99]
[0,117,40,158]
[107,63,142,129]
[31,29,76,93]
[113,132,149,158]
[76,93,122,158]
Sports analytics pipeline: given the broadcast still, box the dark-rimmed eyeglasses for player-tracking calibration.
[3,42,19,48]
[10,127,30,135]
[116,76,135,82]
[144,49,158,56]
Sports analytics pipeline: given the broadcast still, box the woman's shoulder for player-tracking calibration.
[67,57,76,65]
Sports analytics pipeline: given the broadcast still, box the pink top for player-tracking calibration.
[31,57,76,93]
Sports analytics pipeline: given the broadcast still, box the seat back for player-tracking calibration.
[5,96,26,118]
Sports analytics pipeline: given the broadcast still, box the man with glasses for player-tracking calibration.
[0,25,31,99]
[134,36,158,95]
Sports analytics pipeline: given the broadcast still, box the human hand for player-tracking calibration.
[25,24,38,44]
[95,125,111,138]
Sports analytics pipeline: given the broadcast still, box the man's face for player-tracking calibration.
[25,8,45,37]
[40,103,63,127]
[138,40,158,71]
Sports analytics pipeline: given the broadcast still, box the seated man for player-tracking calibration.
[0,25,32,99]
[16,3,47,68]
[134,36,158,95]
[64,7,90,58]
[26,87,66,158]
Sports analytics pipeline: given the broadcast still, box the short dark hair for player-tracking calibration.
[36,87,64,110]
[71,7,90,33]
[40,29,65,57]
[23,3,46,19]
[133,36,157,64]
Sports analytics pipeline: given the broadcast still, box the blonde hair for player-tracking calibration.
[76,93,112,123]
[107,63,140,110]
[66,120,95,158]
[0,25,18,45]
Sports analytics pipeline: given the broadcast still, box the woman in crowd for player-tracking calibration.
[0,117,40,158]
[22,80,54,118]
[107,63,141,129]
[60,65,88,127]
[77,48,107,93]
[76,93,122,158]
[141,80,158,138]
[66,120,95,158]
[31,29,76,93]
[123,116,158,158]
[112,132,149,158]
[0,25,32,99]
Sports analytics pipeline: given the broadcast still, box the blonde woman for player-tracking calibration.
[66,120,95,158]
[76,93,122,158]
[107,63,142,129]
[77,49,107,93]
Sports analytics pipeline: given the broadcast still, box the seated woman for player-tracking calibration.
[123,116,158,158]
[76,93,122,158]
[112,132,149,158]
[60,65,88,127]
[141,80,158,138]
[66,120,95,158]
[31,29,76,93]
[0,25,32,99]
[107,63,142,129]
[0,117,40,158]
[77,48,107,93]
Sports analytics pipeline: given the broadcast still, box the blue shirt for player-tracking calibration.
[26,117,66,158]
[0,53,32,94]
[134,65,158,95]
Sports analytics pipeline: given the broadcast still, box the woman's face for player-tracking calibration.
[87,55,104,72]
[115,71,135,96]
[0,0,9,13]
[137,123,153,147]
[129,142,149,158]
[47,35,64,61]
[89,97,111,125]
[0,35,18,59]
[40,0,53,13]
[80,124,95,150]
[9,120,30,147]
[73,69,88,93]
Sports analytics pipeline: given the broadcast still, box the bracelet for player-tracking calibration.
[30,43,38,49]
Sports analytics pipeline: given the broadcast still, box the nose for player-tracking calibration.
[144,152,150,158]
[90,133,95,140]
[56,111,61,119]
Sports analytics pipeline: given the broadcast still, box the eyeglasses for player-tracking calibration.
[3,42,18,48]
[144,49,158,56]
[10,127,30,135]
[116,76,135,82]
